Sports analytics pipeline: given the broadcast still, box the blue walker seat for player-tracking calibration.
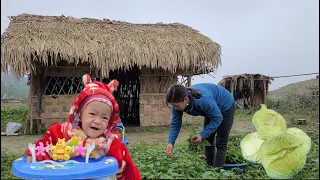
[12,156,119,180]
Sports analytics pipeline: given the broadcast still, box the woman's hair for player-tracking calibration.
[166,84,202,104]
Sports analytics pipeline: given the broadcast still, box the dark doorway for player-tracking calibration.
[103,65,141,126]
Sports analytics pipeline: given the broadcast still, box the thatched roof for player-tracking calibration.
[218,73,273,107]
[1,14,221,77]
[218,73,273,92]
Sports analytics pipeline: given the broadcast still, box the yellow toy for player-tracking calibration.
[50,138,72,161]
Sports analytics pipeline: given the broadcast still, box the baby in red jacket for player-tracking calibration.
[25,74,141,180]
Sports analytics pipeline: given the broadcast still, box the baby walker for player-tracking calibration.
[117,122,128,146]
[11,122,128,180]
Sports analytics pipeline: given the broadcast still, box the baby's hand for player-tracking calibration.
[26,156,33,162]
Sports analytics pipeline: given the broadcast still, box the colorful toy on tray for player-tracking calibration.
[11,137,119,180]
[27,137,96,163]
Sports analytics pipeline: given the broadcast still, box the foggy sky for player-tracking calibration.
[1,0,319,90]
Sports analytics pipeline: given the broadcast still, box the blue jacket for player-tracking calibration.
[168,83,234,146]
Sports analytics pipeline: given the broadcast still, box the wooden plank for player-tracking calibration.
[1,132,21,136]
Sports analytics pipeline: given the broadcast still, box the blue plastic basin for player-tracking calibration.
[223,163,248,170]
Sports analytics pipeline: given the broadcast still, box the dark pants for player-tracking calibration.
[204,103,235,168]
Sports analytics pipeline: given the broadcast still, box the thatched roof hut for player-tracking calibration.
[1,14,222,134]
[218,73,273,108]
[1,14,221,78]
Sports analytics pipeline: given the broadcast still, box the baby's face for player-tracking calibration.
[80,101,112,138]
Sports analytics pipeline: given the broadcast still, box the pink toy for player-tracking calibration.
[35,142,47,156]
[74,142,86,156]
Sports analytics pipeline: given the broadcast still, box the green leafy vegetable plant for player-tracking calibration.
[187,128,211,152]
[225,149,246,164]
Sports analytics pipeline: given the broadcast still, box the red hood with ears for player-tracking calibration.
[64,74,120,139]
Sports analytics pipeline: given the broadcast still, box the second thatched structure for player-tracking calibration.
[218,73,273,108]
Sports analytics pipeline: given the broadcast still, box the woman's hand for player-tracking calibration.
[191,134,203,144]
[166,144,174,158]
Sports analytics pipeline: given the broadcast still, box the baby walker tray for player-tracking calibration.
[11,139,119,179]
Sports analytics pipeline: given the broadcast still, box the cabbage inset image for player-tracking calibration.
[241,104,312,179]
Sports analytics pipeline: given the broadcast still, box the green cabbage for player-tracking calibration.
[261,146,307,179]
[252,104,287,140]
[241,104,311,179]
[240,132,264,163]
[260,133,303,156]
[286,127,312,154]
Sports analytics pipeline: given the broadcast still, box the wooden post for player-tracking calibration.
[263,80,267,104]
[250,78,254,107]
[98,70,103,82]
[24,72,34,135]
[35,67,43,134]
[230,79,234,96]
[187,76,191,87]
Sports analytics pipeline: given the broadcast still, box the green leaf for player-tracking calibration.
[201,171,216,178]
[202,140,212,146]
[191,128,197,135]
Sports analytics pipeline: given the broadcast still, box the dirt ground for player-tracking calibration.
[3,120,316,154]
[1,120,255,154]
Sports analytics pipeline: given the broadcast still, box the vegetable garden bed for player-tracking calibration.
[2,132,318,179]
[127,134,319,179]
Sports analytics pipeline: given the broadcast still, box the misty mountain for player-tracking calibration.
[1,73,29,99]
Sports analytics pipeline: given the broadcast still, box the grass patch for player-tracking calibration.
[1,150,23,180]
[235,92,319,128]
[234,108,259,121]
[1,104,28,132]
[269,78,319,98]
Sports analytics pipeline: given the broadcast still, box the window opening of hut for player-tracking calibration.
[43,76,84,95]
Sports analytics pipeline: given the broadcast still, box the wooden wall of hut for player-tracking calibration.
[252,80,268,107]
[139,67,192,126]
[140,67,177,93]
[25,65,93,134]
